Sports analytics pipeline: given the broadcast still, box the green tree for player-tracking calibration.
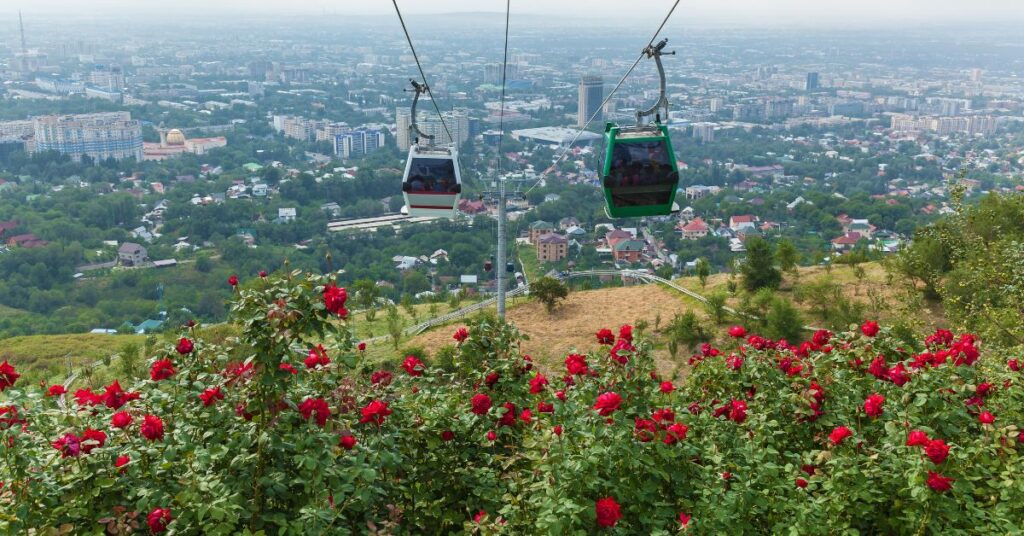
[775,239,799,275]
[703,291,729,325]
[741,237,781,291]
[764,297,805,342]
[354,279,381,321]
[531,276,569,314]
[385,304,404,350]
[668,311,710,356]
[695,257,710,289]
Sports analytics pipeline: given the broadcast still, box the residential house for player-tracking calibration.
[831,232,863,252]
[612,239,645,263]
[394,256,420,270]
[842,218,874,238]
[277,208,297,223]
[564,225,587,241]
[118,242,148,266]
[678,206,695,221]
[7,233,47,248]
[728,215,757,232]
[430,249,449,263]
[558,217,580,230]
[458,198,487,215]
[605,229,634,250]
[529,221,555,244]
[679,217,709,240]
[536,233,568,263]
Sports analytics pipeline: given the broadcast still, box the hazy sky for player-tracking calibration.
[13,0,1024,26]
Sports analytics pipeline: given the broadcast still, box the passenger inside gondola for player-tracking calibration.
[606,140,677,207]
[406,159,459,194]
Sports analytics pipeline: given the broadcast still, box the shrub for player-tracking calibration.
[1,272,1023,533]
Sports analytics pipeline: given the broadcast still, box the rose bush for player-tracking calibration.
[1,271,1023,534]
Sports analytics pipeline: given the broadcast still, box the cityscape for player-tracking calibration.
[1,1,1024,531]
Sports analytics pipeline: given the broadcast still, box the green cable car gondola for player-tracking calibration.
[602,39,679,218]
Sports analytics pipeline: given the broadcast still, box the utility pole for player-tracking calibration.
[496,174,507,319]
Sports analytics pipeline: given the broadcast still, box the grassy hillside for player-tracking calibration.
[0,333,148,378]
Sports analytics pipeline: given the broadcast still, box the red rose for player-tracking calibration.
[565,353,589,376]
[339,434,357,450]
[812,329,831,346]
[80,428,106,454]
[867,355,887,379]
[305,345,331,369]
[976,382,994,397]
[46,384,66,397]
[979,411,995,424]
[726,354,743,371]
[887,363,910,387]
[323,283,348,317]
[147,508,172,533]
[474,510,487,523]
[537,401,554,413]
[593,392,622,416]
[722,471,732,480]
[619,324,633,343]
[829,426,853,445]
[727,399,748,423]
[663,422,689,445]
[486,430,497,441]
[906,430,929,447]
[111,411,132,429]
[371,370,394,386]
[453,327,469,343]
[678,512,691,528]
[860,320,880,337]
[359,399,392,425]
[926,471,953,492]
[553,425,563,436]
[596,328,615,345]
[279,363,297,375]
[199,387,224,407]
[652,408,675,424]
[925,439,950,464]
[259,270,268,278]
[595,497,622,528]
[0,361,19,392]
[529,373,549,394]
[555,390,566,401]
[141,415,165,441]
[115,455,130,469]
[402,355,425,376]
[498,402,517,427]
[659,381,675,393]
[485,372,500,387]
[519,409,533,424]
[610,339,634,365]
[471,393,492,415]
[1009,359,1021,372]
[441,430,455,441]
[176,337,194,355]
[150,359,175,381]
[52,433,82,458]
[357,342,367,352]
[0,406,24,430]
[634,418,657,442]
[728,325,747,338]
[299,398,331,427]
[795,477,808,488]
[522,355,534,371]
[228,274,238,287]
[863,393,885,418]
[101,380,140,410]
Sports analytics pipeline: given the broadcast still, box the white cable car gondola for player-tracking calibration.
[401,80,461,218]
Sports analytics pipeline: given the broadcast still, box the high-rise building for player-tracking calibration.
[87,65,125,91]
[395,107,469,150]
[334,128,386,159]
[32,112,143,162]
[484,63,519,85]
[805,72,820,91]
[692,122,715,143]
[577,75,604,128]
[708,98,724,113]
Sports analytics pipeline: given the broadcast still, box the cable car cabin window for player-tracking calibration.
[406,158,459,194]
[606,140,677,207]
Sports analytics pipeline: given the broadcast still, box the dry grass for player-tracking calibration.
[405,283,705,381]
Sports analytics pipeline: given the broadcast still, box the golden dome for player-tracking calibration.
[165,129,186,146]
